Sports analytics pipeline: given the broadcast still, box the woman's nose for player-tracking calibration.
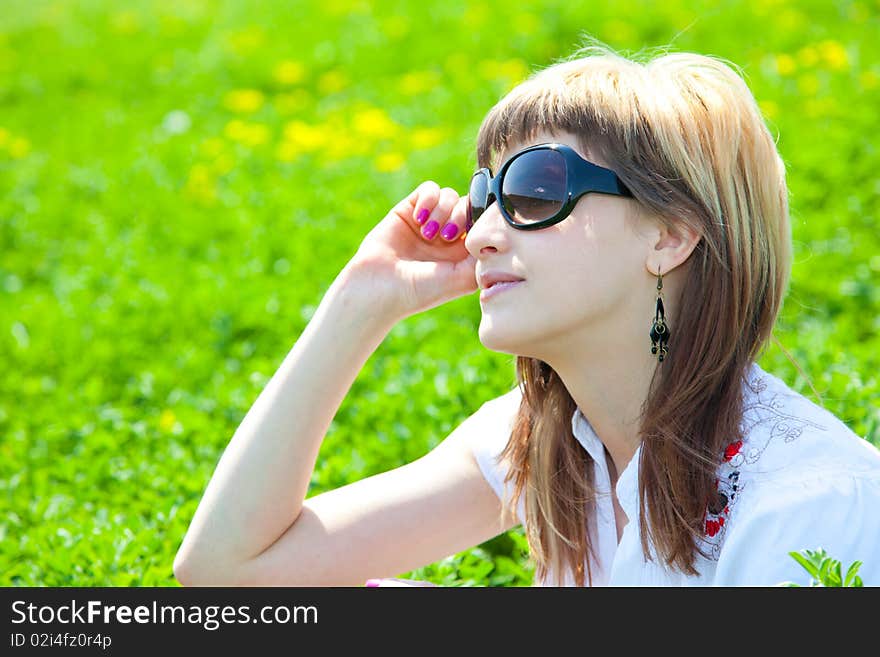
[464,200,508,255]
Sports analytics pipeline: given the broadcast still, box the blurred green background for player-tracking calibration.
[1,0,878,586]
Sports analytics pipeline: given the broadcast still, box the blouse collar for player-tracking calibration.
[569,362,766,524]
[570,407,642,520]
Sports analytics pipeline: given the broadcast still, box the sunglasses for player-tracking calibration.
[466,143,634,231]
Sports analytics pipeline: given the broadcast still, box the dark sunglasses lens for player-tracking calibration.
[501,149,567,224]
[468,171,489,223]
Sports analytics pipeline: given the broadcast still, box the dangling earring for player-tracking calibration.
[650,266,670,362]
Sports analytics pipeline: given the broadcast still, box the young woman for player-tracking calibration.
[173,44,880,587]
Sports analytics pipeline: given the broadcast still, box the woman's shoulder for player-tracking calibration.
[699,363,880,560]
[479,384,524,414]
[733,362,880,479]
[462,385,524,514]
[465,385,523,454]
[708,463,880,585]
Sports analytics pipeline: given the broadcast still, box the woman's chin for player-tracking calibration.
[478,322,527,355]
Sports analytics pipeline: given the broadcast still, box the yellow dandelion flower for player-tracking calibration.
[184,165,216,205]
[8,137,30,159]
[859,71,879,91]
[796,45,819,68]
[276,141,301,162]
[281,120,305,141]
[352,107,400,140]
[796,73,820,95]
[374,152,405,173]
[818,40,848,71]
[478,58,529,83]
[224,119,248,142]
[224,120,269,147]
[282,120,328,151]
[317,70,348,95]
[803,98,832,118]
[186,163,212,185]
[321,121,368,159]
[274,89,311,114]
[499,59,529,80]
[410,127,447,149]
[398,70,440,96]
[159,409,177,432]
[274,60,306,86]
[775,54,797,76]
[223,89,265,114]
[315,129,366,164]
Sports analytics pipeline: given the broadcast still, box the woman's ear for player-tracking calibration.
[647,219,701,274]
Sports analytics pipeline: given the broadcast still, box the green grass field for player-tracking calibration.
[2,0,878,586]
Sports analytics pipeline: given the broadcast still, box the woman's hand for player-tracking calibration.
[342,181,477,322]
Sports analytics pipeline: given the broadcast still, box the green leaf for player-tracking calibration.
[809,548,829,566]
[821,558,843,587]
[843,561,863,587]
[789,550,820,578]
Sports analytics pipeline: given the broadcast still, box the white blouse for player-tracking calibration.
[468,362,880,586]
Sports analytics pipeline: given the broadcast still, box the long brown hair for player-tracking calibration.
[475,40,819,586]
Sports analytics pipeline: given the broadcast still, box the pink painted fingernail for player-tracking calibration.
[441,223,459,240]
[365,579,381,587]
[422,220,439,239]
[416,208,430,224]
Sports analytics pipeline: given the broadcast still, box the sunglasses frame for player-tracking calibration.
[467,142,634,231]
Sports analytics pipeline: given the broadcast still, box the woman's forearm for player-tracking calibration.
[174,264,398,578]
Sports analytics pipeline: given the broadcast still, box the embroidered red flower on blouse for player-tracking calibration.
[705,441,742,538]
[723,440,743,462]
[705,517,724,537]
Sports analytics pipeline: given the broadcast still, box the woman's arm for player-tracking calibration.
[173,264,515,586]
[172,263,399,584]
[174,182,494,585]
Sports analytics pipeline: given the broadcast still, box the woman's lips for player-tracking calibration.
[479,280,525,303]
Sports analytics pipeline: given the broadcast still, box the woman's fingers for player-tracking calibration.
[444,195,469,241]
[418,187,464,242]
[411,181,441,226]
[419,187,457,240]
[402,181,468,244]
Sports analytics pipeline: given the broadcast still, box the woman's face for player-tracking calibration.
[464,130,657,363]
